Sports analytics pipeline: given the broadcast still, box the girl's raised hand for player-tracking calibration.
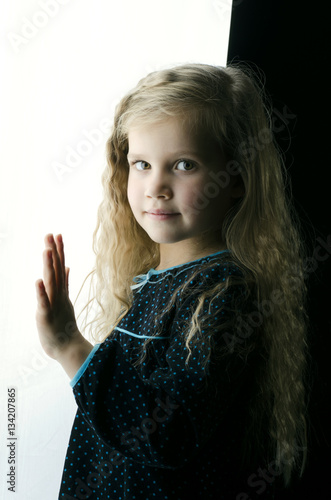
[35,233,81,360]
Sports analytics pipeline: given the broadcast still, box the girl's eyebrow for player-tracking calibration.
[127,151,206,161]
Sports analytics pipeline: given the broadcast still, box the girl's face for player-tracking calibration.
[127,116,242,264]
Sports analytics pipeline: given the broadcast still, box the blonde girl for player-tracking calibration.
[35,63,309,499]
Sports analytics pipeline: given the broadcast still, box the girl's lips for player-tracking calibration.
[146,212,180,220]
[146,209,178,214]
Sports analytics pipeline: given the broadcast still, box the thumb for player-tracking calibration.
[65,267,70,293]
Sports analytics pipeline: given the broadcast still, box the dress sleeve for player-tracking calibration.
[71,273,258,470]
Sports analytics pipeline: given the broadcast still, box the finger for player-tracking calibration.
[35,279,51,311]
[55,234,66,289]
[43,247,57,305]
[65,267,70,294]
[44,233,64,291]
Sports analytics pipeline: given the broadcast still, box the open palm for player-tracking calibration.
[35,233,80,359]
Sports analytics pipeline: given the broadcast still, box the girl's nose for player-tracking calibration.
[145,172,172,199]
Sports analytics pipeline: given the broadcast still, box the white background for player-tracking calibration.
[0,1,232,498]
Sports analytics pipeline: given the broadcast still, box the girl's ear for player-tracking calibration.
[231,175,245,199]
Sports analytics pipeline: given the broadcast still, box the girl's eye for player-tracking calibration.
[133,161,150,171]
[131,159,196,171]
[176,159,195,171]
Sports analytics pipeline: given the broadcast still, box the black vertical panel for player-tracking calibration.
[227,2,331,499]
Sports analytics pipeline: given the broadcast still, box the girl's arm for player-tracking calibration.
[35,233,93,379]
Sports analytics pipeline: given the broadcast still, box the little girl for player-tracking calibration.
[35,63,309,499]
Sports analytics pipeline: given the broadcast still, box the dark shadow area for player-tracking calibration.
[227,1,331,498]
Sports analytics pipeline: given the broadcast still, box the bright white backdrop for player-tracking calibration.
[0,1,232,497]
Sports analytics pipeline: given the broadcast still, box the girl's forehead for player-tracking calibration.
[127,113,207,140]
[126,107,204,130]
[127,116,223,161]
[127,117,206,145]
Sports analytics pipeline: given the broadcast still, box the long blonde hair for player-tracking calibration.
[75,63,310,487]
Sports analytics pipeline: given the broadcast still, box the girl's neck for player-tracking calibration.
[155,241,227,271]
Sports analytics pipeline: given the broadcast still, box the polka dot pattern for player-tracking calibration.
[58,252,276,499]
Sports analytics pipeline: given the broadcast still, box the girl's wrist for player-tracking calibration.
[55,333,93,379]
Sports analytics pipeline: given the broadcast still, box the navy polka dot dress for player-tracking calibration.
[58,250,276,499]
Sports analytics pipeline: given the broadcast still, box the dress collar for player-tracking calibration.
[130,249,229,292]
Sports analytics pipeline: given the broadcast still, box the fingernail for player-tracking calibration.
[48,235,53,243]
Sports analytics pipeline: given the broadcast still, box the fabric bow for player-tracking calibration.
[130,269,155,291]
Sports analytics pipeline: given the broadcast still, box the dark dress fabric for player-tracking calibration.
[58,251,276,499]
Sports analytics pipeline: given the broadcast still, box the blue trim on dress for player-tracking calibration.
[70,343,101,388]
[114,326,170,340]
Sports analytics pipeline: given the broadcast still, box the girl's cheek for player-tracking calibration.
[181,191,205,217]
[127,177,135,201]
[127,186,135,211]
[184,181,208,209]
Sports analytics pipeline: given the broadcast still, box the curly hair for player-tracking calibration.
[74,62,310,488]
